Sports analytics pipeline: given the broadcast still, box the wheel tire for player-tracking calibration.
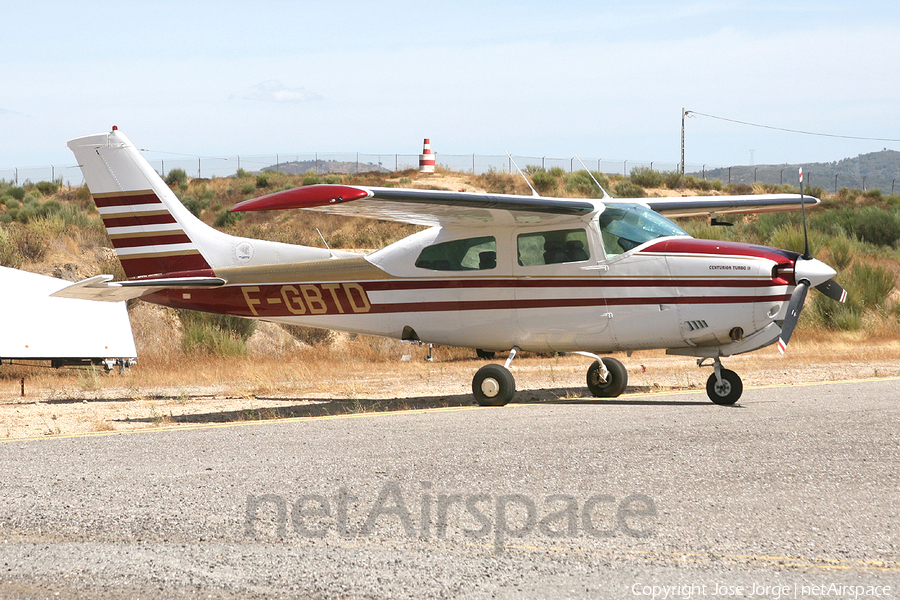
[587,357,628,398]
[476,349,496,360]
[706,369,743,405]
[472,364,515,406]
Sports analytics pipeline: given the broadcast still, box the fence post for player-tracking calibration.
[623,160,627,177]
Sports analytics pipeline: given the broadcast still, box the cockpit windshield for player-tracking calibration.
[598,203,689,256]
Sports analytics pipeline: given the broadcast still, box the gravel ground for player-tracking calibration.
[0,377,898,598]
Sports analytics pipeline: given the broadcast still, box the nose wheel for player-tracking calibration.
[702,358,743,405]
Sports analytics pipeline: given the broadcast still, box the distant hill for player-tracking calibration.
[257,159,389,175]
[698,149,900,194]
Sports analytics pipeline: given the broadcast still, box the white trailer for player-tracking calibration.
[0,266,137,370]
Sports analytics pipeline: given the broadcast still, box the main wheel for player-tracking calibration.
[587,357,628,398]
[472,364,515,406]
[706,369,742,405]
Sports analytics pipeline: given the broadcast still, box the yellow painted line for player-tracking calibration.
[3,375,898,444]
[465,540,900,572]
[0,404,489,444]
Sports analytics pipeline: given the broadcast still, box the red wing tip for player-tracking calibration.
[230,184,369,212]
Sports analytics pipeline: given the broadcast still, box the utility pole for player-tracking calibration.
[681,108,688,176]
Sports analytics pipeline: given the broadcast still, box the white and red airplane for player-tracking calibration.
[58,127,846,406]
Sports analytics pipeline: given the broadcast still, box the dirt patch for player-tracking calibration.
[2,336,898,440]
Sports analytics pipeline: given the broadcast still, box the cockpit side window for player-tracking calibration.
[517,229,590,266]
[599,203,689,256]
[415,236,497,271]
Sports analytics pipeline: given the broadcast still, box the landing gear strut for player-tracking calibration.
[700,358,743,405]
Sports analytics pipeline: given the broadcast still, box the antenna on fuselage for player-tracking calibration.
[506,152,540,197]
[574,155,611,200]
[316,227,336,259]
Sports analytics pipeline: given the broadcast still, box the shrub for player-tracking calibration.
[213,208,241,228]
[614,180,645,198]
[824,233,855,271]
[531,170,557,195]
[0,226,22,268]
[548,167,565,178]
[302,170,319,186]
[850,262,895,309]
[664,171,683,189]
[35,181,59,195]
[629,167,664,188]
[185,197,210,217]
[256,172,271,189]
[324,174,342,184]
[853,207,900,247]
[179,310,257,356]
[165,168,189,186]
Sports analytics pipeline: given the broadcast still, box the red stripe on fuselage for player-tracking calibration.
[140,280,790,318]
[642,238,799,263]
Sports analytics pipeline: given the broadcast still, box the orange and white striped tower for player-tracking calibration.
[419,138,435,173]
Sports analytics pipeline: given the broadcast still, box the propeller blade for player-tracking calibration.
[778,281,809,354]
[816,278,848,303]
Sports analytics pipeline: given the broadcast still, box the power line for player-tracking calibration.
[685,111,900,143]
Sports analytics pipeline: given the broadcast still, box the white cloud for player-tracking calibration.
[244,80,322,104]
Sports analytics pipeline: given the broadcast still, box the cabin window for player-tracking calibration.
[517,229,590,266]
[415,236,497,271]
[598,203,689,256]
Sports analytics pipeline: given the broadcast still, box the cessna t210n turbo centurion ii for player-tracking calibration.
[58,127,847,406]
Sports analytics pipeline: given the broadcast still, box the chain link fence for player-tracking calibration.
[2,153,896,194]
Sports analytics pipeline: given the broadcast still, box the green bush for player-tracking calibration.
[165,168,189,186]
[213,208,241,228]
[531,170,557,195]
[179,310,257,356]
[850,262,895,309]
[35,181,59,195]
[256,173,271,189]
[614,180,645,198]
[629,167,665,188]
[302,170,319,186]
[853,207,900,247]
[0,226,22,268]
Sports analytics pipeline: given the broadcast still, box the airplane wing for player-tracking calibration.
[230,185,817,226]
[643,194,818,218]
[230,184,599,227]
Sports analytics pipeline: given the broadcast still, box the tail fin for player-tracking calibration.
[68,127,332,279]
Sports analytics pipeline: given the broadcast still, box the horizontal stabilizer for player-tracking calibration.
[52,275,227,302]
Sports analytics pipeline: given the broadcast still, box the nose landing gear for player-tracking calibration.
[700,357,743,405]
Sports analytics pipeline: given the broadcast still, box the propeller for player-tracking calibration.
[777,168,848,354]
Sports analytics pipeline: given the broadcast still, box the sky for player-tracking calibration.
[2,0,900,176]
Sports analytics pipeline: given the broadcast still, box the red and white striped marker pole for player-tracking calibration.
[419,138,435,173]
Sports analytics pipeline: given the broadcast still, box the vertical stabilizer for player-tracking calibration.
[68,127,333,279]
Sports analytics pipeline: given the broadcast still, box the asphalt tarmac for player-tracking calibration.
[1,378,898,599]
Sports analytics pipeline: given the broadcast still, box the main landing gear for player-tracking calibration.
[700,357,743,406]
[471,348,629,407]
